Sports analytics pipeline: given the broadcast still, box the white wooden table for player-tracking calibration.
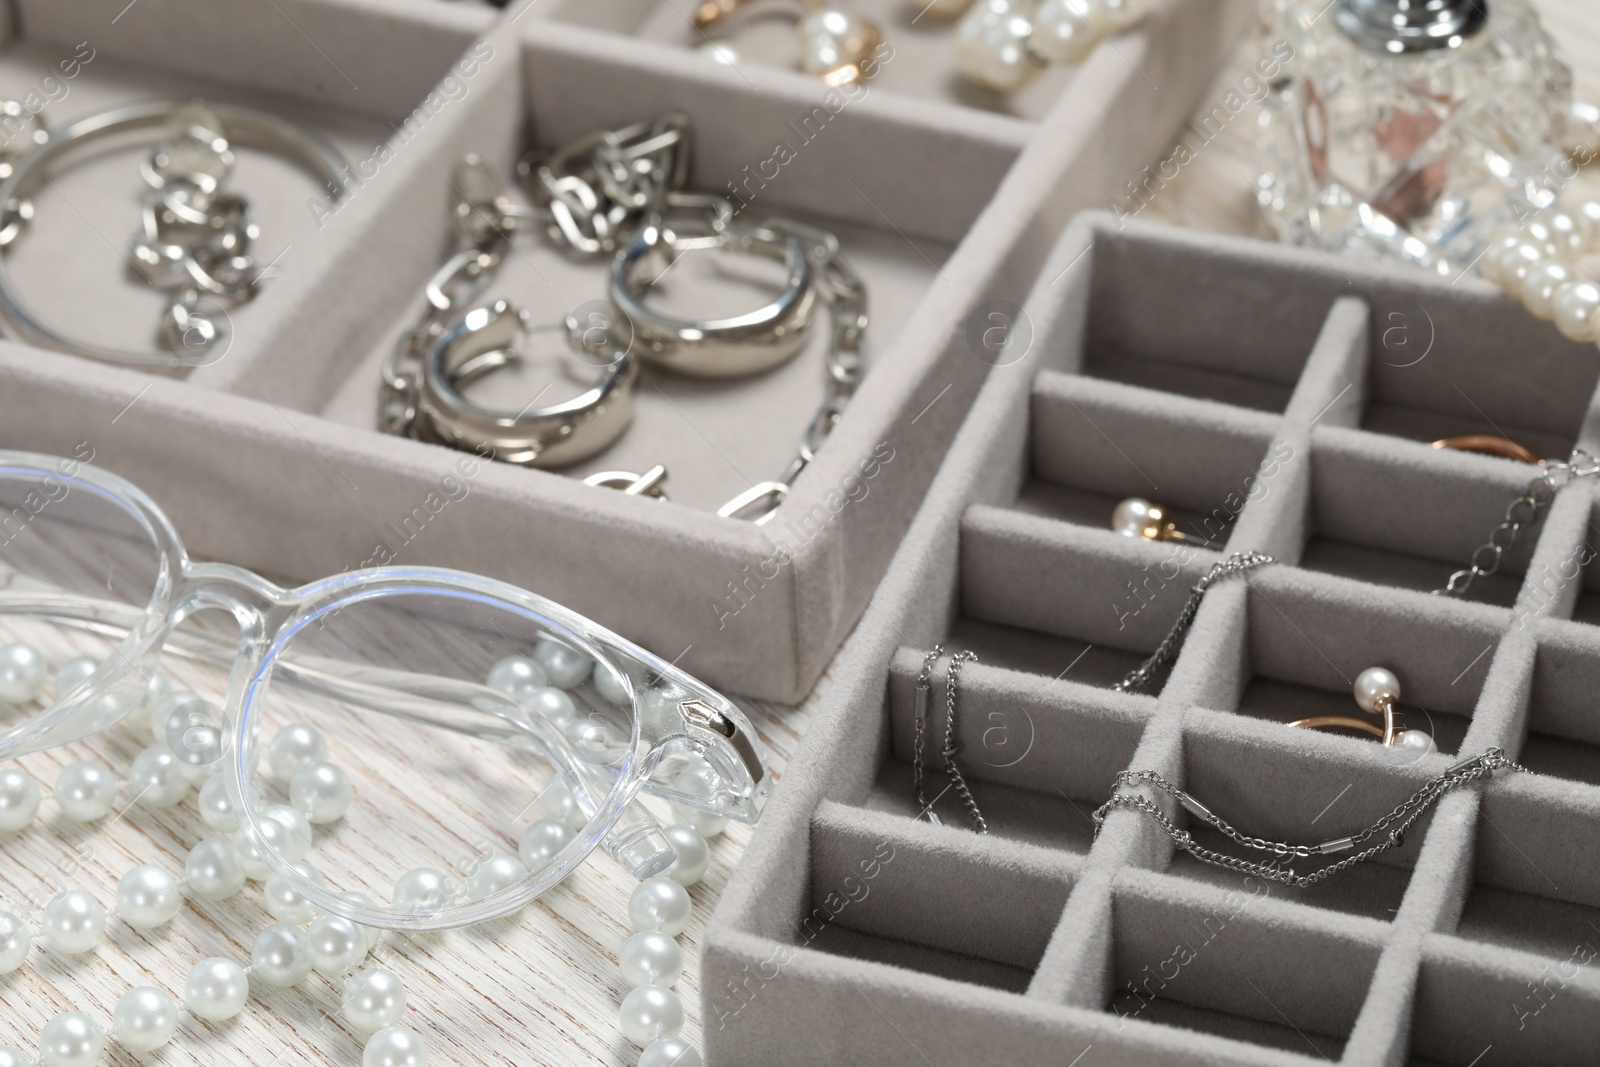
[1,4,1596,1064]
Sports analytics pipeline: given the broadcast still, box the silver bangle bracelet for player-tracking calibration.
[0,100,347,369]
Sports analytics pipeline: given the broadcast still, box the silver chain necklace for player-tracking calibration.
[1094,748,1523,887]
[1436,448,1600,597]
[1112,550,1275,693]
[912,646,987,833]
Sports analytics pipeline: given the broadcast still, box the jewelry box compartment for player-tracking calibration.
[0,0,1252,705]
[537,0,1183,125]
[0,0,495,371]
[702,214,1600,1066]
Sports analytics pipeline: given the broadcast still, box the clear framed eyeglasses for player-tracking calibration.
[0,449,769,931]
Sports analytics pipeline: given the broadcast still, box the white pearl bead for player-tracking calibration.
[525,687,577,730]
[252,923,314,987]
[264,862,325,924]
[672,759,727,838]
[0,911,30,972]
[487,655,548,700]
[1502,242,1549,288]
[290,761,353,824]
[112,986,179,1052]
[620,930,683,988]
[344,968,407,1032]
[566,714,625,764]
[1352,667,1400,713]
[663,825,710,886]
[185,957,249,1020]
[1111,497,1156,538]
[55,656,98,697]
[164,696,224,781]
[128,745,190,807]
[363,1025,429,1067]
[308,913,369,975]
[0,768,40,832]
[40,890,105,954]
[1396,729,1437,755]
[698,40,741,65]
[0,642,47,704]
[197,773,240,832]
[187,837,247,900]
[537,781,587,829]
[640,1038,704,1067]
[0,1047,26,1067]
[116,865,183,928]
[629,877,692,936]
[391,868,459,913]
[237,804,313,878]
[54,760,118,822]
[1529,211,1587,255]
[268,723,329,782]
[146,689,196,740]
[1520,259,1573,319]
[1094,0,1146,30]
[619,985,685,1045]
[37,1011,103,1067]
[1031,0,1097,64]
[518,819,576,869]
[1553,280,1600,341]
[956,4,1038,91]
[468,853,528,900]
[799,9,873,75]
[533,639,591,689]
[594,663,630,706]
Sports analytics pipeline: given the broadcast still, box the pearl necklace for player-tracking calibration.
[0,641,721,1067]
[941,0,1148,93]
[1479,193,1600,343]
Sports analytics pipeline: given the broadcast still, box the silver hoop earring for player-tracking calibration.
[411,300,639,469]
[609,208,818,378]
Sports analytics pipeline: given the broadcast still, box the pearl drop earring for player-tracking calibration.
[1288,666,1436,754]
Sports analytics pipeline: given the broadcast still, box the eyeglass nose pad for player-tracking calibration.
[561,756,677,880]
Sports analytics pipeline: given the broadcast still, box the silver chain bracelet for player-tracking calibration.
[1094,748,1523,887]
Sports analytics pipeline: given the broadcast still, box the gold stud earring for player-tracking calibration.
[1289,666,1436,754]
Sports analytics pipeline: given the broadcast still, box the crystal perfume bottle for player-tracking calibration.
[1255,0,1572,275]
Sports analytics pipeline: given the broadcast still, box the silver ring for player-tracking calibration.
[416,300,639,468]
[0,101,347,369]
[608,213,817,377]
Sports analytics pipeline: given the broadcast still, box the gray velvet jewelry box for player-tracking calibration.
[702,213,1600,1065]
[0,0,1250,703]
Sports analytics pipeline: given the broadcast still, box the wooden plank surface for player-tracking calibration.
[3,5,1598,1064]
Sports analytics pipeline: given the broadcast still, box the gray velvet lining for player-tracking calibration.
[705,213,1600,1065]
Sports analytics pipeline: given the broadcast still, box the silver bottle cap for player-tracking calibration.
[1334,0,1487,53]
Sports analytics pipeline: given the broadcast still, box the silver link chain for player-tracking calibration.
[1094,748,1523,887]
[382,113,867,523]
[912,646,987,834]
[1113,551,1275,693]
[1437,449,1600,597]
